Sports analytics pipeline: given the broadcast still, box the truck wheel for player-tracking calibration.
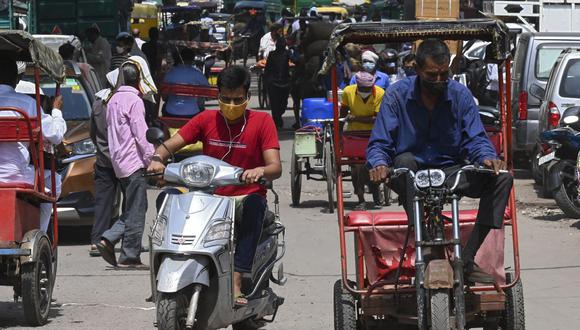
[157,292,188,330]
[430,290,451,330]
[500,273,525,330]
[333,279,357,330]
[21,236,53,326]
[553,180,580,218]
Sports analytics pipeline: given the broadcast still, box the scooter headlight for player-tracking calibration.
[204,220,232,247]
[415,169,446,188]
[181,162,215,187]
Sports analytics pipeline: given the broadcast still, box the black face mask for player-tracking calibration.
[420,77,448,96]
[403,67,416,76]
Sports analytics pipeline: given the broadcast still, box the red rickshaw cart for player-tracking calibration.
[156,83,220,160]
[321,19,524,329]
[0,31,64,326]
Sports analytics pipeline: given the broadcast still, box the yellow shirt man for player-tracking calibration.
[341,84,385,131]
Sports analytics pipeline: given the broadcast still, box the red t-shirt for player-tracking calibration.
[178,110,280,197]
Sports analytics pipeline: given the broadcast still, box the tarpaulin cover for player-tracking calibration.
[0,30,65,82]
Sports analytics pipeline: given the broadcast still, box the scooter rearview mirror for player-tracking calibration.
[146,127,166,145]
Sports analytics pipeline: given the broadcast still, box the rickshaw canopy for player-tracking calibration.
[161,5,201,13]
[234,1,267,12]
[320,18,511,74]
[0,30,65,82]
[190,0,218,10]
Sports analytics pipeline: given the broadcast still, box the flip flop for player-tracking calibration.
[96,240,117,267]
[89,244,101,257]
[234,294,248,308]
[116,263,150,271]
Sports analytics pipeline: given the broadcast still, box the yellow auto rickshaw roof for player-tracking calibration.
[316,7,348,16]
[133,3,158,18]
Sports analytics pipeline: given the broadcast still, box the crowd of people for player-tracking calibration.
[0,7,513,295]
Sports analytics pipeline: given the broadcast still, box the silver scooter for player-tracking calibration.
[145,128,286,330]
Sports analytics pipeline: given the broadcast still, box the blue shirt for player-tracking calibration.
[163,65,209,117]
[349,70,390,91]
[366,76,498,168]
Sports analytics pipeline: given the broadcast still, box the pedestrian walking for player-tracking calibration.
[96,57,157,269]
[264,37,290,128]
[84,25,112,87]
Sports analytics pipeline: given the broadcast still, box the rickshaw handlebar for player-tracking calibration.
[391,165,508,192]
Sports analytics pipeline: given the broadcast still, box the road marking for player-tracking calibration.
[57,302,155,311]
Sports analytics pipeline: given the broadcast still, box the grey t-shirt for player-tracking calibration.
[90,97,113,168]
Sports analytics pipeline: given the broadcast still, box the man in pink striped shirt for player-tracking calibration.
[96,61,154,269]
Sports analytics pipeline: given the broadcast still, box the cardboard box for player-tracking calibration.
[416,0,460,19]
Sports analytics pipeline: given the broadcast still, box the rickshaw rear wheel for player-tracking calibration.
[325,141,335,213]
[21,236,53,326]
[290,145,302,207]
[333,279,358,330]
[429,289,450,330]
[500,272,525,330]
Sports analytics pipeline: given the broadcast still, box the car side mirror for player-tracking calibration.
[529,83,546,101]
[146,127,165,145]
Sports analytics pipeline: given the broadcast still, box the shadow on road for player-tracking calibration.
[57,226,92,246]
[0,300,64,328]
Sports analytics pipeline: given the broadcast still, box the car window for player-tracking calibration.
[559,59,580,98]
[38,77,92,121]
[536,47,567,80]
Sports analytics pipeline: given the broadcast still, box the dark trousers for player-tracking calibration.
[234,194,266,273]
[91,165,120,245]
[390,152,513,229]
[268,85,289,126]
[102,169,148,264]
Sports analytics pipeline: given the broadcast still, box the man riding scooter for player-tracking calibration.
[148,65,282,306]
[367,39,513,283]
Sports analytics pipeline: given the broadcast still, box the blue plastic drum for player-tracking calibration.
[301,98,334,128]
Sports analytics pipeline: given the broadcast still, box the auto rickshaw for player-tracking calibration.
[316,6,349,21]
[131,2,160,40]
[322,19,525,329]
[0,30,64,326]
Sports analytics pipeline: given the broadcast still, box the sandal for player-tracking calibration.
[96,239,117,267]
[353,202,367,211]
[89,244,101,257]
[234,294,248,307]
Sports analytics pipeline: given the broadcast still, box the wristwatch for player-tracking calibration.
[152,154,164,163]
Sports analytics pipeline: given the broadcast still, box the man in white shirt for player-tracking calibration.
[0,59,67,233]
[259,23,283,60]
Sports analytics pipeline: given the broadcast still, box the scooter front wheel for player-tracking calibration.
[157,292,188,330]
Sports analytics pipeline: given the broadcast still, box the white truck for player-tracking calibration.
[485,0,580,32]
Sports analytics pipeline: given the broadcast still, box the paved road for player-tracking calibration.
[1,77,580,329]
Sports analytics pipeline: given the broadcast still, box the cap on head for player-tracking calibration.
[355,71,375,87]
[362,51,379,64]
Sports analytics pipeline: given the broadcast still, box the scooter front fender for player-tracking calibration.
[157,255,211,293]
[546,160,573,192]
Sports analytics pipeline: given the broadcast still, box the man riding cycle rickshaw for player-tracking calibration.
[323,19,524,329]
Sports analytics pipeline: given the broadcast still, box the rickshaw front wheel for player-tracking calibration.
[21,236,52,326]
[290,145,302,207]
[500,272,525,330]
[429,289,451,330]
[333,279,358,330]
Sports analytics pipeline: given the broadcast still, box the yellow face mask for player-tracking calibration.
[219,99,248,121]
